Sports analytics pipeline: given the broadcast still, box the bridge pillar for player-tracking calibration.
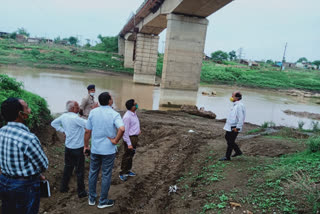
[161,14,209,91]
[133,33,159,85]
[124,40,135,68]
[118,36,125,56]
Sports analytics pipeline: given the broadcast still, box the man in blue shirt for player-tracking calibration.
[51,100,88,198]
[84,92,125,209]
[0,98,49,214]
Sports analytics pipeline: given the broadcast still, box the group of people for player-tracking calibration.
[0,83,245,213]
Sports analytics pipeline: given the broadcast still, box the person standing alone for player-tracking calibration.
[51,100,88,198]
[119,99,140,181]
[219,91,246,161]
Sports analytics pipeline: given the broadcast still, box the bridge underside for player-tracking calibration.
[119,0,233,91]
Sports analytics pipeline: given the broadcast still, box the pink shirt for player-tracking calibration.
[122,110,140,146]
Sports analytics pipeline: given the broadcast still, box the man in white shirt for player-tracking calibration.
[51,101,88,198]
[219,91,246,161]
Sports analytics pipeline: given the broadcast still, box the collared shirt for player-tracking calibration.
[86,105,124,155]
[80,94,95,118]
[0,122,49,177]
[223,101,246,132]
[51,112,87,149]
[122,110,140,146]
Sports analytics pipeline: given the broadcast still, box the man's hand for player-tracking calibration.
[83,145,90,156]
[232,128,239,132]
[108,137,118,145]
[128,145,133,150]
[40,174,46,180]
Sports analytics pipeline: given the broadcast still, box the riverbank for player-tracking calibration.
[1,39,319,93]
[32,110,320,214]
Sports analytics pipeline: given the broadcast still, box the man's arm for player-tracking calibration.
[109,126,125,145]
[235,105,245,131]
[122,116,132,147]
[25,137,49,174]
[51,116,64,133]
[84,129,92,155]
[79,97,88,116]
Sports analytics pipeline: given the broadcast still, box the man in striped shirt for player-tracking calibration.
[0,98,49,214]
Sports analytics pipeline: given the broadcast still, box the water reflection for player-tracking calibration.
[0,66,319,128]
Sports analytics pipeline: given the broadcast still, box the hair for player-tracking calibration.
[125,99,135,110]
[66,100,75,112]
[1,97,23,122]
[235,92,242,100]
[98,92,111,106]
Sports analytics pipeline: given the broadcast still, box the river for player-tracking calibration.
[1,66,319,129]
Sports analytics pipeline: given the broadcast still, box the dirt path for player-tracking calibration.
[34,110,304,214]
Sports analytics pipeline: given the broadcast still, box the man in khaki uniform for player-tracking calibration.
[80,84,97,119]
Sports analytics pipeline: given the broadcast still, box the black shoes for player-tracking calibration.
[219,157,231,161]
[231,152,243,157]
[78,191,88,198]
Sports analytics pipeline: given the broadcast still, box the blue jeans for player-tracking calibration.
[88,153,115,204]
[0,174,40,214]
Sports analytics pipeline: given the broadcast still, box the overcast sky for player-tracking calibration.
[1,0,319,62]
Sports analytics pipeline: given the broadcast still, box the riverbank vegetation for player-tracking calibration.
[0,74,51,129]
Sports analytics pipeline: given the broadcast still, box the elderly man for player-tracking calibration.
[84,92,125,209]
[80,84,97,119]
[219,91,246,161]
[0,98,49,214]
[51,101,88,198]
[119,99,140,181]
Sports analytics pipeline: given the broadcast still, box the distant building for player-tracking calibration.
[27,38,41,44]
[16,34,27,42]
[240,59,259,67]
[283,62,296,68]
[0,32,9,38]
[296,62,317,70]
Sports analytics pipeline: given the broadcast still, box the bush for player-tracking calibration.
[0,74,51,130]
[307,136,320,153]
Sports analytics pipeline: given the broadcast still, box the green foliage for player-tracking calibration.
[91,35,118,53]
[298,121,305,130]
[68,36,78,46]
[0,74,51,129]
[10,32,17,39]
[297,57,308,63]
[307,136,320,153]
[156,54,163,76]
[16,28,30,37]
[211,50,229,61]
[311,121,320,132]
[266,59,274,64]
[228,50,237,61]
[313,60,320,69]
[261,121,276,128]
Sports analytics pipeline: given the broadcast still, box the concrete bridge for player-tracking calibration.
[118,0,233,91]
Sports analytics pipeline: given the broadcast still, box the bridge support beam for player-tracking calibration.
[124,40,135,68]
[118,37,125,56]
[133,33,159,85]
[161,14,209,91]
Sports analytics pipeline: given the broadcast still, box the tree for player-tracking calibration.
[54,36,61,44]
[266,59,274,64]
[16,28,30,37]
[68,36,78,46]
[10,32,17,39]
[228,50,237,61]
[211,50,229,61]
[92,35,118,52]
[84,39,91,48]
[313,60,320,69]
[297,57,308,63]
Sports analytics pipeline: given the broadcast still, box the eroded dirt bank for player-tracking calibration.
[32,110,305,214]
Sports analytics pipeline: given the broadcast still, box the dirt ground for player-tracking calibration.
[27,110,306,214]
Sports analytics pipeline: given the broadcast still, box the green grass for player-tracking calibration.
[0,74,51,129]
[0,39,133,74]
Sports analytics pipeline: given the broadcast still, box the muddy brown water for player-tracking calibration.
[1,66,319,128]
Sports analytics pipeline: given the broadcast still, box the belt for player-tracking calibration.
[2,173,40,180]
[129,135,139,137]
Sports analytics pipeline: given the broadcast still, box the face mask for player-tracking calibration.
[230,97,235,102]
[90,93,95,97]
[135,104,138,109]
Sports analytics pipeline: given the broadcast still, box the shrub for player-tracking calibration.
[307,136,320,153]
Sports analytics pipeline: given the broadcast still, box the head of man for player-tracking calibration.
[1,97,31,124]
[125,99,137,112]
[87,84,96,97]
[230,91,242,102]
[66,101,80,113]
[98,92,113,106]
